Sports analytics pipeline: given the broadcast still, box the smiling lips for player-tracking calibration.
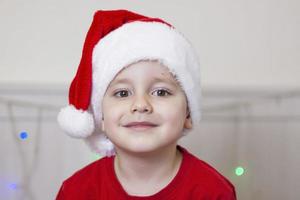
[124,121,157,131]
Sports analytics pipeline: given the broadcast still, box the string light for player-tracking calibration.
[19,131,28,140]
[91,153,101,161]
[8,183,18,190]
[235,166,245,176]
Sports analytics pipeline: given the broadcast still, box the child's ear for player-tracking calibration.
[184,110,192,129]
[101,117,105,132]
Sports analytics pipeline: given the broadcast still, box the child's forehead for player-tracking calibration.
[110,60,180,86]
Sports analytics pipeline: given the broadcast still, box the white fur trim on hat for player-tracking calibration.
[57,105,95,138]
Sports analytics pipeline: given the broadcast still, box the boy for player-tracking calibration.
[56,9,236,199]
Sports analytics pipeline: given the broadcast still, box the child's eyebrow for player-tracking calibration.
[110,77,178,87]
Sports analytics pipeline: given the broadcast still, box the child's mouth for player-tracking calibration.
[124,121,158,131]
[126,124,157,131]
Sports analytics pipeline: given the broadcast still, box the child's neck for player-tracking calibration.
[114,144,182,196]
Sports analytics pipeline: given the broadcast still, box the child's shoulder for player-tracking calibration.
[61,156,111,191]
[56,156,111,199]
[187,151,233,186]
[181,146,236,199]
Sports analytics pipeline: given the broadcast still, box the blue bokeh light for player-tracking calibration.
[19,131,28,140]
[8,183,18,190]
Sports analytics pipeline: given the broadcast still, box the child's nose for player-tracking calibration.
[130,95,153,113]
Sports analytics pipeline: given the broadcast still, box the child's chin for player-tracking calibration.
[121,143,163,155]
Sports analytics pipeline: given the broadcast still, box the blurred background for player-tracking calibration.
[0,0,299,199]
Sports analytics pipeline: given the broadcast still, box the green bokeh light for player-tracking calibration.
[235,166,245,176]
[91,153,101,161]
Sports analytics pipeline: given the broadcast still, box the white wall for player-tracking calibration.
[0,0,299,89]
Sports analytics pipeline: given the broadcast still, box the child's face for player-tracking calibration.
[101,60,192,154]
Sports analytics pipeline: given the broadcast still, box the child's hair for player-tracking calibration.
[57,10,202,156]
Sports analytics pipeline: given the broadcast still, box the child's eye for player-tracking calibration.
[114,89,131,98]
[114,89,171,97]
[152,89,172,96]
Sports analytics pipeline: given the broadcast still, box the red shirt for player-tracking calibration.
[56,146,236,199]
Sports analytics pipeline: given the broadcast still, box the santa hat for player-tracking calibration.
[57,9,202,156]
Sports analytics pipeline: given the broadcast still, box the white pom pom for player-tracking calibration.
[85,133,115,157]
[57,105,95,138]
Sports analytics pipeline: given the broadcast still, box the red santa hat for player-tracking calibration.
[57,10,202,156]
